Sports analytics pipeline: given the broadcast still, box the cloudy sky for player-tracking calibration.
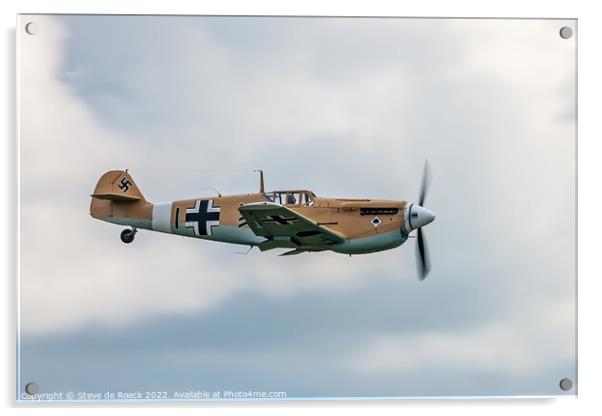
[18,15,576,399]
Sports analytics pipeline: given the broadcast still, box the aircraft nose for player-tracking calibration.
[410,204,436,230]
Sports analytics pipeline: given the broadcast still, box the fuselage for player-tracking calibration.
[100,192,410,255]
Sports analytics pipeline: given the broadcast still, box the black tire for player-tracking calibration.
[120,229,135,244]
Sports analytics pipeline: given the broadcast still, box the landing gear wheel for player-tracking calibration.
[120,229,136,244]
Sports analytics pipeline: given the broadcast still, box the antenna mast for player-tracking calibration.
[256,170,265,194]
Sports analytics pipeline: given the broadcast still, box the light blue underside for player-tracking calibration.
[330,229,408,255]
[107,217,407,254]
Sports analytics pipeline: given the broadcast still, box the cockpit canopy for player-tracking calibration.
[266,190,317,206]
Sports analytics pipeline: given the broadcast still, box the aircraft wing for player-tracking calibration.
[239,202,345,250]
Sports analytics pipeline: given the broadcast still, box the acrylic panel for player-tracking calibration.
[17,15,577,401]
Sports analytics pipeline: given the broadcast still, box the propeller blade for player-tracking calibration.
[418,159,431,206]
[416,227,431,281]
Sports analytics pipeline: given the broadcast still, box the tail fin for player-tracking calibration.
[91,170,145,202]
[90,170,151,221]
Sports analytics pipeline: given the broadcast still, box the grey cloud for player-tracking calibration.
[20,283,570,397]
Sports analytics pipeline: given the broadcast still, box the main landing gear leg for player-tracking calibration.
[120,227,137,244]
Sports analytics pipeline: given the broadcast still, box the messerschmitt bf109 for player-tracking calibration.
[90,163,436,279]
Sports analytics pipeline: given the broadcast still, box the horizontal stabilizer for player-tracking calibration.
[90,192,141,202]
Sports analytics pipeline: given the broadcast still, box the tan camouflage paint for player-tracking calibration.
[90,170,407,240]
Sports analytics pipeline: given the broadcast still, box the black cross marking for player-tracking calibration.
[118,177,132,192]
[262,215,299,225]
[185,200,220,236]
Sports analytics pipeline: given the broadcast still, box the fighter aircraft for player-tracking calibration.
[90,164,436,279]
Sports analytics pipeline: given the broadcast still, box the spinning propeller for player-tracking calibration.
[409,160,435,281]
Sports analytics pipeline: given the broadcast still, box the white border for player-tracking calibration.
[3,0,601,415]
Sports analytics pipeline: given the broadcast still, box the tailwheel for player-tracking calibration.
[120,228,137,244]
